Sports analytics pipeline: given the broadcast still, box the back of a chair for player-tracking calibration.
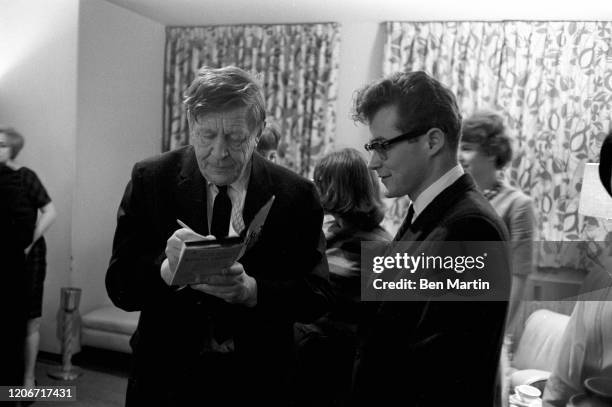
[513,309,571,371]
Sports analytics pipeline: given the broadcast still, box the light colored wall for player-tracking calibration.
[104,0,612,27]
[0,0,163,354]
[73,0,164,316]
[0,0,79,353]
[334,22,385,152]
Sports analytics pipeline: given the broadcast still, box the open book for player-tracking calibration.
[169,195,275,286]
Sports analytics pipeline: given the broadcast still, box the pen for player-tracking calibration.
[177,219,208,240]
[176,219,192,230]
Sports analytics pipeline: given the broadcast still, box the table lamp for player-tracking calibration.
[578,163,612,220]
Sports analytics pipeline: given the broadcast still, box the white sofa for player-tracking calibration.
[81,306,140,354]
[509,309,571,389]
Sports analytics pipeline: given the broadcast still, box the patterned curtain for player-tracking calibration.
[383,21,612,268]
[163,24,341,177]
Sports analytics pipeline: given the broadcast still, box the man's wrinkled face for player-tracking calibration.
[190,107,260,185]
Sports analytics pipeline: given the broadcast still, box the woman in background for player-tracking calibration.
[0,150,36,388]
[256,121,282,163]
[460,111,537,406]
[0,126,56,387]
[460,111,536,323]
[295,148,391,407]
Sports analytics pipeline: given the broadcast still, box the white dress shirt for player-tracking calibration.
[205,161,251,236]
[411,164,464,223]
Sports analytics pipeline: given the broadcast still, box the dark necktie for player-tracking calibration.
[210,185,231,239]
[209,185,233,347]
[395,204,415,240]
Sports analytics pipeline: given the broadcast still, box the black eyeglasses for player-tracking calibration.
[364,129,427,160]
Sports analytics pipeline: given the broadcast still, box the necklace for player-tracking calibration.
[482,182,502,201]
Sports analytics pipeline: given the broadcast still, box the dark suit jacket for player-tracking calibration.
[106,147,330,405]
[351,174,510,407]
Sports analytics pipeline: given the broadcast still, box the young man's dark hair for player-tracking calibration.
[353,70,462,151]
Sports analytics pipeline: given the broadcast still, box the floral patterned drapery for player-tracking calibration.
[383,21,612,267]
[163,23,341,177]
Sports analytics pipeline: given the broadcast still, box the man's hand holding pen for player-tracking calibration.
[160,220,258,307]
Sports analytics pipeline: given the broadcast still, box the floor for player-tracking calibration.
[32,348,130,407]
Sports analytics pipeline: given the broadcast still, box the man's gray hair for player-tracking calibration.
[184,66,266,132]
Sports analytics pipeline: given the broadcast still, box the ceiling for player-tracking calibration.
[104,0,612,26]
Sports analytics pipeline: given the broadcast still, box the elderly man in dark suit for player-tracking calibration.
[350,71,511,406]
[106,66,330,407]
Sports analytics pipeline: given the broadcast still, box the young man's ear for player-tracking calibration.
[425,128,446,156]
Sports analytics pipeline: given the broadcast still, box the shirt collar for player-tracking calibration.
[411,164,464,221]
[206,159,251,195]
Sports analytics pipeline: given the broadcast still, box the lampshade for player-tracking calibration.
[579,163,612,219]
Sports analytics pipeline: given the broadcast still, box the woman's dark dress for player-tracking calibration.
[20,167,51,319]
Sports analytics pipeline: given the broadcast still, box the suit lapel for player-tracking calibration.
[176,146,209,236]
[242,153,274,234]
[396,174,478,242]
[174,151,275,237]
[379,175,479,317]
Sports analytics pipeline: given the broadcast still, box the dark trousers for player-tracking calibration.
[127,350,291,407]
[294,322,357,407]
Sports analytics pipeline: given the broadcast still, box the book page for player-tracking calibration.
[170,195,275,286]
[170,242,244,286]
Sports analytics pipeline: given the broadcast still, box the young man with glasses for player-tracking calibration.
[350,71,511,406]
